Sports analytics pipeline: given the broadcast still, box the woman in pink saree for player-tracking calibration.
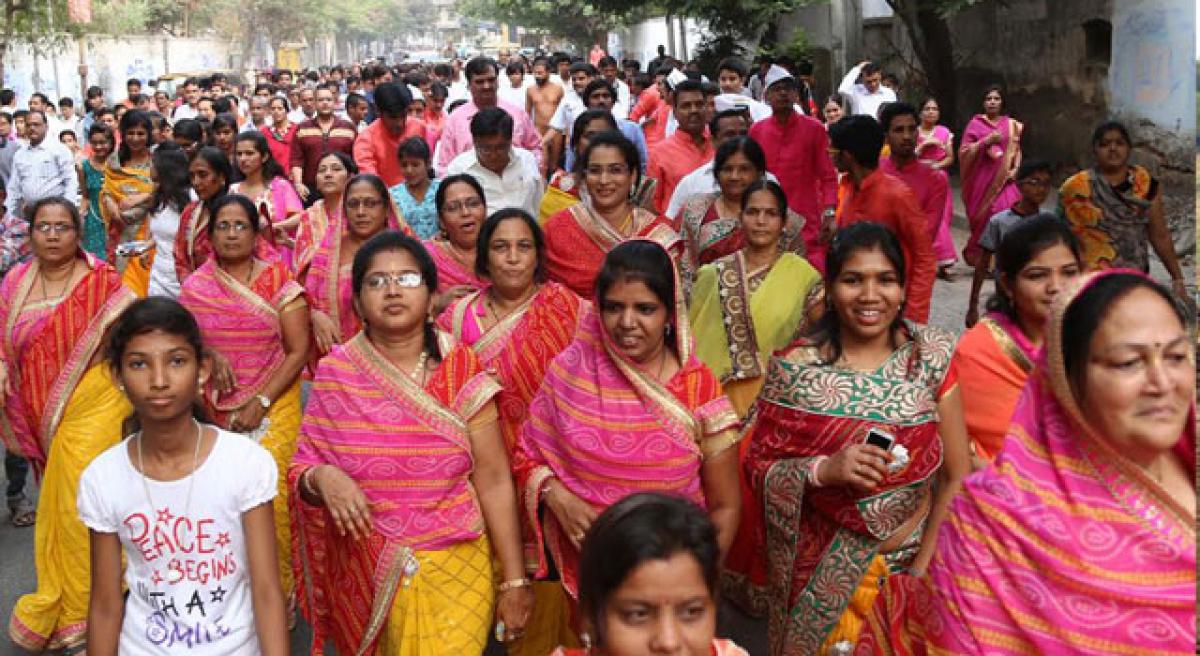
[425,173,490,315]
[515,240,741,610]
[916,98,957,276]
[958,85,1022,267]
[857,270,1196,655]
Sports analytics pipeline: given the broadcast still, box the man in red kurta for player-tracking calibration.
[352,81,430,188]
[646,79,713,220]
[748,65,838,271]
[878,101,949,280]
[830,114,936,323]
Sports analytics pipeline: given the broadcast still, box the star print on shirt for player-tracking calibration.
[151,570,163,586]
[215,532,231,548]
[210,586,227,603]
[156,507,174,524]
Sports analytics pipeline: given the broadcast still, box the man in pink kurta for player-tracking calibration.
[748,65,837,271]
[646,79,713,220]
[878,102,950,276]
[435,57,543,176]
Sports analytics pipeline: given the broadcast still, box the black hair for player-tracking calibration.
[87,123,115,145]
[474,208,546,282]
[397,136,433,181]
[27,196,82,228]
[345,92,366,110]
[576,130,641,189]
[713,136,766,181]
[597,55,618,69]
[717,57,748,78]
[804,222,907,364]
[739,178,788,215]
[58,97,74,108]
[351,231,442,362]
[570,109,618,152]
[106,297,211,431]
[318,149,358,177]
[464,57,499,82]
[428,82,448,101]
[126,77,142,88]
[1062,273,1189,399]
[212,96,235,115]
[987,213,1081,319]
[581,79,617,108]
[672,78,705,101]
[117,109,154,163]
[433,63,454,78]
[268,95,291,112]
[1015,159,1052,181]
[58,129,77,142]
[569,62,599,78]
[172,118,204,147]
[191,146,233,199]
[862,62,881,76]
[205,193,261,237]
[0,89,13,105]
[1091,120,1131,149]
[151,143,192,213]
[578,493,719,648]
[254,83,275,96]
[343,173,391,218]
[404,71,430,88]
[622,59,640,73]
[595,240,676,324]
[234,130,286,182]
[436,173,486,219]
[982,83,1006,113]
[504,61,523,76]
[469,107,514,140]
[878,101,918,131]
[374,82,412,116]
[828,115,884,169]
[709,108,750,138]
[29,92,51,106]
[211,112,238,137]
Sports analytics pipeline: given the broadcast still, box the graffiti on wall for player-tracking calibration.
[1109,0,1195,133]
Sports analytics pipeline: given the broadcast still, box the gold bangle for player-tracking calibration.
[496,578,532,593]
[301,465,321,498]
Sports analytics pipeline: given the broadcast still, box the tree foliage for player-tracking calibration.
[461,0,658,51]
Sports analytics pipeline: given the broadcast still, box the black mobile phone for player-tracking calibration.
[864,427,895,451]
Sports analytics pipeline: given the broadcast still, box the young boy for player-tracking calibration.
[966,159,1054,327]
[716,57,751,97]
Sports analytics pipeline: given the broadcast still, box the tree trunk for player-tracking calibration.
[0,0,18,90]
[887,0,958,129]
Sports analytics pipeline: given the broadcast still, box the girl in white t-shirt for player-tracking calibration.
[79,297,288,655]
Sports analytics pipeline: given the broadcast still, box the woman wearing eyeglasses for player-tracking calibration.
[291,231,533,654]
[303,173,411,358]
[3,197,136,652]
[179,194,311,624]
[424,173,490,315]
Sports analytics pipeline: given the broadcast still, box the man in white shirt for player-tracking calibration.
[597,56,630,119]
[447,107,543,217]
[288,87,316,125]
[665,108,776,218]
[498,61,529,109]
[5,111,78,217]
[172,78,202,120]
[838,60,897,118]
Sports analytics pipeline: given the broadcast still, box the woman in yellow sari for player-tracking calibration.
[178,194,310,623]
[100,110,155,290]
[1,197,136,652]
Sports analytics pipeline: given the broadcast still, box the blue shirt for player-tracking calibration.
[389,178,442,239]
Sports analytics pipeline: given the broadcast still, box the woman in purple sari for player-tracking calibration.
[959,85,1022,266]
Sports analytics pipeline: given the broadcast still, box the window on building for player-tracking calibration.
[1083,19,1112,66]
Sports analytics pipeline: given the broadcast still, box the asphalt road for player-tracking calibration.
[1,220,1191,655]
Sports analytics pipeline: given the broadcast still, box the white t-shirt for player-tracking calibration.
[77,429,277,656]
[147,204,182,299]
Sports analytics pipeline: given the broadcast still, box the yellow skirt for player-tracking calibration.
[9,364,131,653]
[819,555,888,654]
[376,536,495,655]
[259,381,302,599]
[724,376,766,421]
[508,581,581,656]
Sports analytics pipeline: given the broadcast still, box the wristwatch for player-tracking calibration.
[256,394,271,410]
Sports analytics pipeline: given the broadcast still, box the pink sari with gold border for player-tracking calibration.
[959,114,1022,266]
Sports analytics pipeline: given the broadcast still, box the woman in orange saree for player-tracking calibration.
[516,240,741,612]
[950,215,1081,461]
[958,85,1022,267]
[544,131,680,298]
[1,198,136,652]
[437,208,587,656]
[302,173,410,359]
[290,232,533,654]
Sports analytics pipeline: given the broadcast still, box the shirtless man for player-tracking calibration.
[526,57,564,138]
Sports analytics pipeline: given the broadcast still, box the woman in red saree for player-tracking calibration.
[1,198,136,652]
[302,173,410,358]
[858,270,1196,655]
[516,240,741,611]
[544,131,681,298]
[959,85,1022,266]
[290,232,533,654]
[743,223,970,655]
[425,173,489,314]
[178,194,311,620]
[951,215,1081,461]
[437,208,587,656]
[916,98,957,277]
[293,151,356,275]
[173,146,232,283]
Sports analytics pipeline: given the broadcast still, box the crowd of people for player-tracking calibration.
[0,46,1194,656]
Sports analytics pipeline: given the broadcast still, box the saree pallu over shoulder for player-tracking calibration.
[0,256,135,464]
[173,200,207,283]
[544,203,682,298]
[99,156,154,261]
[1059,166,1157,271]
[950,312,1037,460]
[677,194,806,292]
[423,239,488,294]
[744,324,955,655]
[912,269,1196,656]
[179,259,304,422]
[294,200,338,275]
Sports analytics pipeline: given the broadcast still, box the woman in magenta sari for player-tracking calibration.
[229,131,304,266]
[959,85,1022,266]
[293,152,356,275]
[425,173,490,314]
[302,173,410,358]
[916,97,957,277]
[1,198,136,652]
[859,270,1196,655]
[515,240,741,612]
[178,194,311,619]
[950,215,1081,461]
